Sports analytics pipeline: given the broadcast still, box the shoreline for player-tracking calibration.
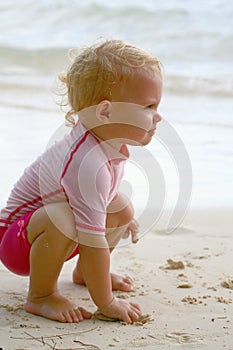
[1,207,232,349]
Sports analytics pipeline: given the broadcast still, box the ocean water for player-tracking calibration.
[1,0,233,99]
[0,0,232,225]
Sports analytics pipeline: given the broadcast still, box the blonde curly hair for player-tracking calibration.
[58,39,162,126]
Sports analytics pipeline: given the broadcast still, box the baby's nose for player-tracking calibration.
[153,112,162,124]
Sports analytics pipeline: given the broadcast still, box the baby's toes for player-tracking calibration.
[124,275,134,286]
[79,307,93,319]
[62,310,74,323]
[71,308,84,322]
[120,279,134,292]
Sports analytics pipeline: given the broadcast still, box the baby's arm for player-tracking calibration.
[78,241,141,324]
[78,243,113,309]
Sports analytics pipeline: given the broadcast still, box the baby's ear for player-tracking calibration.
[96,100,112,124]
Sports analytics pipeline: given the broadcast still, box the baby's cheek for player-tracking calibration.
[111,103,153,130]
[132,110,153,131]
[121,110,152,131]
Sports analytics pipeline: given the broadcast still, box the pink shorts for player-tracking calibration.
[0,210,79,276]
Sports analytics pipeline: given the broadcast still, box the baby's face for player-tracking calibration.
[109,69,162,146]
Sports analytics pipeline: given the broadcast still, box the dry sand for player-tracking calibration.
[0,208,233,350]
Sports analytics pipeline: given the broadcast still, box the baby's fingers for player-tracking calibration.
[126,302,141,323]
[131,219,140,231]
[122,230,130,239]
[129,302,142,314]
[127,307,142,324]
[131,231,139,243]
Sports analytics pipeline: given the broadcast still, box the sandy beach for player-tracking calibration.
[1,208,232,350]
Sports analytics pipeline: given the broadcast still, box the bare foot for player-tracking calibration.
[111,273,135,292]
[73,264,134,292]
[24,291,92,323]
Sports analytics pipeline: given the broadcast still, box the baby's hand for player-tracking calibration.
[122,218,140,243]
[100,297,142,324]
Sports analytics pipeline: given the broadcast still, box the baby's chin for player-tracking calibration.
[135,135,154,146]
[120,132,154,147]
[126,139,152,147]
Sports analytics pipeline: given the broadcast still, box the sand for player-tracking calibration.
[0,208,233,350]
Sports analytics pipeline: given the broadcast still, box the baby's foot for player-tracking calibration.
[24,292,92,323]
[111,273,135,292]
[73,266,134,292]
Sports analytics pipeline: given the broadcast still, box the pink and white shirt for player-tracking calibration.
[0,121,128,241]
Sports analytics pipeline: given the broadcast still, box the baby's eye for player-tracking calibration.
[146,104,156,110]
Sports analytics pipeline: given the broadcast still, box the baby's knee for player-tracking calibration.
[45,202,78,242]
[27,202,78,244]
[120,199,134,225]
[107,193,134,228]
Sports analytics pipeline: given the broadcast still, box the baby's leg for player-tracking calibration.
[73,193,135,291]
[24,202,92,323]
